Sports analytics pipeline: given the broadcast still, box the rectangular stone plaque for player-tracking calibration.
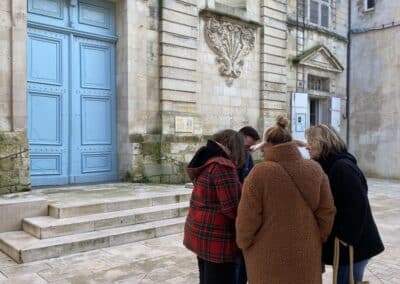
[175,116,194,133]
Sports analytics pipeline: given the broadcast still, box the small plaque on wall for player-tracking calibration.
[175,116,194,133]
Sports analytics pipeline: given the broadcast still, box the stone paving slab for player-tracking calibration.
[0,178,398,283]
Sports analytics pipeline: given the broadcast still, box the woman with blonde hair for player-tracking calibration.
[184,129,245,284]
[306,124,384,283]
[236,116,336,284]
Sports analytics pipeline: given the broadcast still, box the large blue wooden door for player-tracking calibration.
[27,0,117,186]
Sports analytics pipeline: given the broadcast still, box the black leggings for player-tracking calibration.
[197,257,236,284]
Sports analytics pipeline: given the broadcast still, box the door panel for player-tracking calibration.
[81,97,112,144]
[75,0,116,36]
[28,35,62,85]
[330,97,341,131]
[28,0,69,28]
[80,44,111,89]
[29,92,61,144]
[70,37,116,183]
[27,28,69,185]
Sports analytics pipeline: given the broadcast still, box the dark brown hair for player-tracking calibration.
[239,126,260,141]
[263,115,292,145]
[212,129,245,167]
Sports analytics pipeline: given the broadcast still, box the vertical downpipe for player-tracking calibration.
[346,0,352,145]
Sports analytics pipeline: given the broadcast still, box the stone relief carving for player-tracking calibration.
[205,17,256,86]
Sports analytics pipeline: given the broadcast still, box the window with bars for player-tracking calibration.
[308,0,331,29]
[365,0,375,11]
[307,75,330,92]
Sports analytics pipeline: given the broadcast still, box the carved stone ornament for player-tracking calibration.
[205,17,256,86]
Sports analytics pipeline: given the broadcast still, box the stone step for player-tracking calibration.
[48,190,191,218]
[0,217,186,263]
[23,202,189,239]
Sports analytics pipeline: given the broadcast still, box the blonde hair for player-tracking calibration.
[305,124,347,159]
[263,115,292,145]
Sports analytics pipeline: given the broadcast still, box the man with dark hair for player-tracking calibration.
[236,126,260,284]
[238,126,260,183]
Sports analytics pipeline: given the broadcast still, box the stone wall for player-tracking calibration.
[128,134,205,183]
[126,0,264,183]
[197,9,261,133]
[0,0,28,193]
[0,132,30,194]
[349,1,400,179]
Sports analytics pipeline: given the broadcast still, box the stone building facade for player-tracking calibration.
[349,0,400,179]
[0,0,350,192]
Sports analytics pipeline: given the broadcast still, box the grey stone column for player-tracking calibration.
[260,0,289,128]
[159,0,200,135]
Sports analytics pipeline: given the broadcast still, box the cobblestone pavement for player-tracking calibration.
[0,178,399,283]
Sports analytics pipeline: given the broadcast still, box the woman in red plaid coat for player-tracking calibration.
[184,129,245,284]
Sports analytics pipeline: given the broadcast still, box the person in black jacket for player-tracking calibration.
[236,126,260,284]
[306,124,384,284]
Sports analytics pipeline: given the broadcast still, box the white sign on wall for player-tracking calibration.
[291,93,308,142]
[175,116,194,133]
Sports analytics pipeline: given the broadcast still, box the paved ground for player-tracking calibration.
[0,178,399,283]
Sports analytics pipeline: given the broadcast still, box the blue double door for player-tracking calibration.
[27,0,117,186]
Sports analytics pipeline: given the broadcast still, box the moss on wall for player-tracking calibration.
[0,131,31,194]
[127,134,207,184]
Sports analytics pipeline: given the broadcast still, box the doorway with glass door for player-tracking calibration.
[292,93,341,142]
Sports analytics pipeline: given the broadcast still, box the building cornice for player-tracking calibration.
[199,8,263,28]
[287,17,348,43]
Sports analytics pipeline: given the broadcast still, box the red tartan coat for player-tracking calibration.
[183,157,241,263]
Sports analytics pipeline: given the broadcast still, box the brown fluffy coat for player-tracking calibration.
[236,141,336,284]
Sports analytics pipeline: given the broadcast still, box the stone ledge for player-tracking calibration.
[199,9,263,28]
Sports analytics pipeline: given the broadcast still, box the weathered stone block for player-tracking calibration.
[261,53,287,66]
[262,63,287,74]
[264,26,286,39]
[263,44,287,57]
[163,0,198,16]
[261,7,287,21]
[162,21,198,38]
[161,56,197,71]
[161,67,198,82]
[262,0,287,13]
[161,32,197,49]
[162,44,197,60]
[162,9,198,27]
[0,158,14,171]
[0,171,18,188]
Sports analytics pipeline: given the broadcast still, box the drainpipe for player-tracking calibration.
[345,0,352,146]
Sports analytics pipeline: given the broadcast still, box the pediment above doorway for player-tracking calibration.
[292,45,344,73]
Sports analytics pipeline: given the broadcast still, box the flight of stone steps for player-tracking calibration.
[0,185,191,263]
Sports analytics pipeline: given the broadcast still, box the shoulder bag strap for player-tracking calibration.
[333,237,356,284]
[274,162,313,212]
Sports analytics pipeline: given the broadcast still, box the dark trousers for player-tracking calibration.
[235,253,247,284]
[197,257,237,284]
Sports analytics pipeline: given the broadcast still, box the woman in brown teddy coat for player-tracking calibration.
[236,116,336,284]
